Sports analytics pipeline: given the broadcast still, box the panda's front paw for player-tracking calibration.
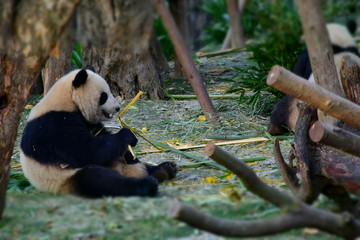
[118,128,138,147]
[158,162,177,180]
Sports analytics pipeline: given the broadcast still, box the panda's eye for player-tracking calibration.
[99,92,108,105]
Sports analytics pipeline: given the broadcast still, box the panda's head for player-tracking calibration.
[72,68,120,123]
[326,21,357,48]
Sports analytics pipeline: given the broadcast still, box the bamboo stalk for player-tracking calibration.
[118,91,143,118]
[267,65,360,130]
[117,91,144,158]
[196,48,244,58]
[139,137,268,154]
[166,94,239,100]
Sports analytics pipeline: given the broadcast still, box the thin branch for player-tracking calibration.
[204,142,295,208]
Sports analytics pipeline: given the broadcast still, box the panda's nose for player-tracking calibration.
[115,107,120,112]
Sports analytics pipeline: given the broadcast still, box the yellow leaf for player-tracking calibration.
[246,162,257,166]
[220,187,243,201]
[261,178,285,186]
[11,163,21,169]
[25,105,33,109]
[205,176,217,184]
[303,228,319,235]
[225,173,234,180]
[141,127,148,132]
[197,115,206,121]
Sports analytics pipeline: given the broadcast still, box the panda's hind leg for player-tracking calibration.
[146,162,177,183]
[70,165,158,198]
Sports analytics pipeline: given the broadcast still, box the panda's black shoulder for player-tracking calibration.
[292,49,312,79]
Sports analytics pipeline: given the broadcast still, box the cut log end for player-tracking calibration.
[266,65,281,86]
[169,200,183,218]
[309,121,325,143]
[204,142,216,158]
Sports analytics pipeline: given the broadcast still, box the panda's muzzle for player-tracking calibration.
[102,107,120,119]
[102,110,114,119]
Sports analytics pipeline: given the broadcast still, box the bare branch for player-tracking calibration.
[204,142,295,208]
[171,200,311,238]
[171,144,360,239]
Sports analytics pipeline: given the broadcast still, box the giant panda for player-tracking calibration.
[20,68,177,198]
[267,21,360,135]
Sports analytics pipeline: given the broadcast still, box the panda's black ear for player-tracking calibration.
[73,69,88,88]
[85,66,96,73]
[346,20,357,35]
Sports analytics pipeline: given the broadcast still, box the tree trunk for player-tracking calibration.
[42,24,74,94]
[295,0,342,125]
[227,0,245,48]
[0,0,79,219]
[77,0,164,100]
[170,0,189,78]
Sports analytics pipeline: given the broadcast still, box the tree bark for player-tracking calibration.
[42,24,73,94]
[227,0,245,48]
[0,0,79,219]
[77,0,164,100]
[170,0,188,78]
[267,65,360,130]
[295,0,343,125]
[340,55,360,104]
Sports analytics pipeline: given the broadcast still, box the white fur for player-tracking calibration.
[21,69,121,194]
[29,69,120,123]
[327,23,356,48]
[20,152,79,194]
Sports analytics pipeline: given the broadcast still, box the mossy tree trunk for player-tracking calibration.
[77,0,165,100]
[0,0,79,219]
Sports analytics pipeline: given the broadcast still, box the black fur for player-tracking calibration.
[267,95,294,135]
[71,165,158,198]
[346,19,357,35]
[21,111,137,168]
[21,110,177,197]
[72,69,88,88]
[99,92,108,105]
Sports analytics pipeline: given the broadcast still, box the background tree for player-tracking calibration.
[0,0,80,219]
[77,0,165,99]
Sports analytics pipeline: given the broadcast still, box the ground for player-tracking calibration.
[1,52,341,240]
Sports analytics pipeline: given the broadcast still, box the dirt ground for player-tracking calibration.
[1,52,340,240]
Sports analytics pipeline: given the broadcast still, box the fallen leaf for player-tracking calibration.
[197,115,206,121]
[205,176,217,184]
[303,227,319,235]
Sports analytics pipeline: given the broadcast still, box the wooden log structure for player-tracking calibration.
[267,65,360,130]
[309,121,360,158]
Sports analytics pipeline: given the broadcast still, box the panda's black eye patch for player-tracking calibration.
[99,92,108,105]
